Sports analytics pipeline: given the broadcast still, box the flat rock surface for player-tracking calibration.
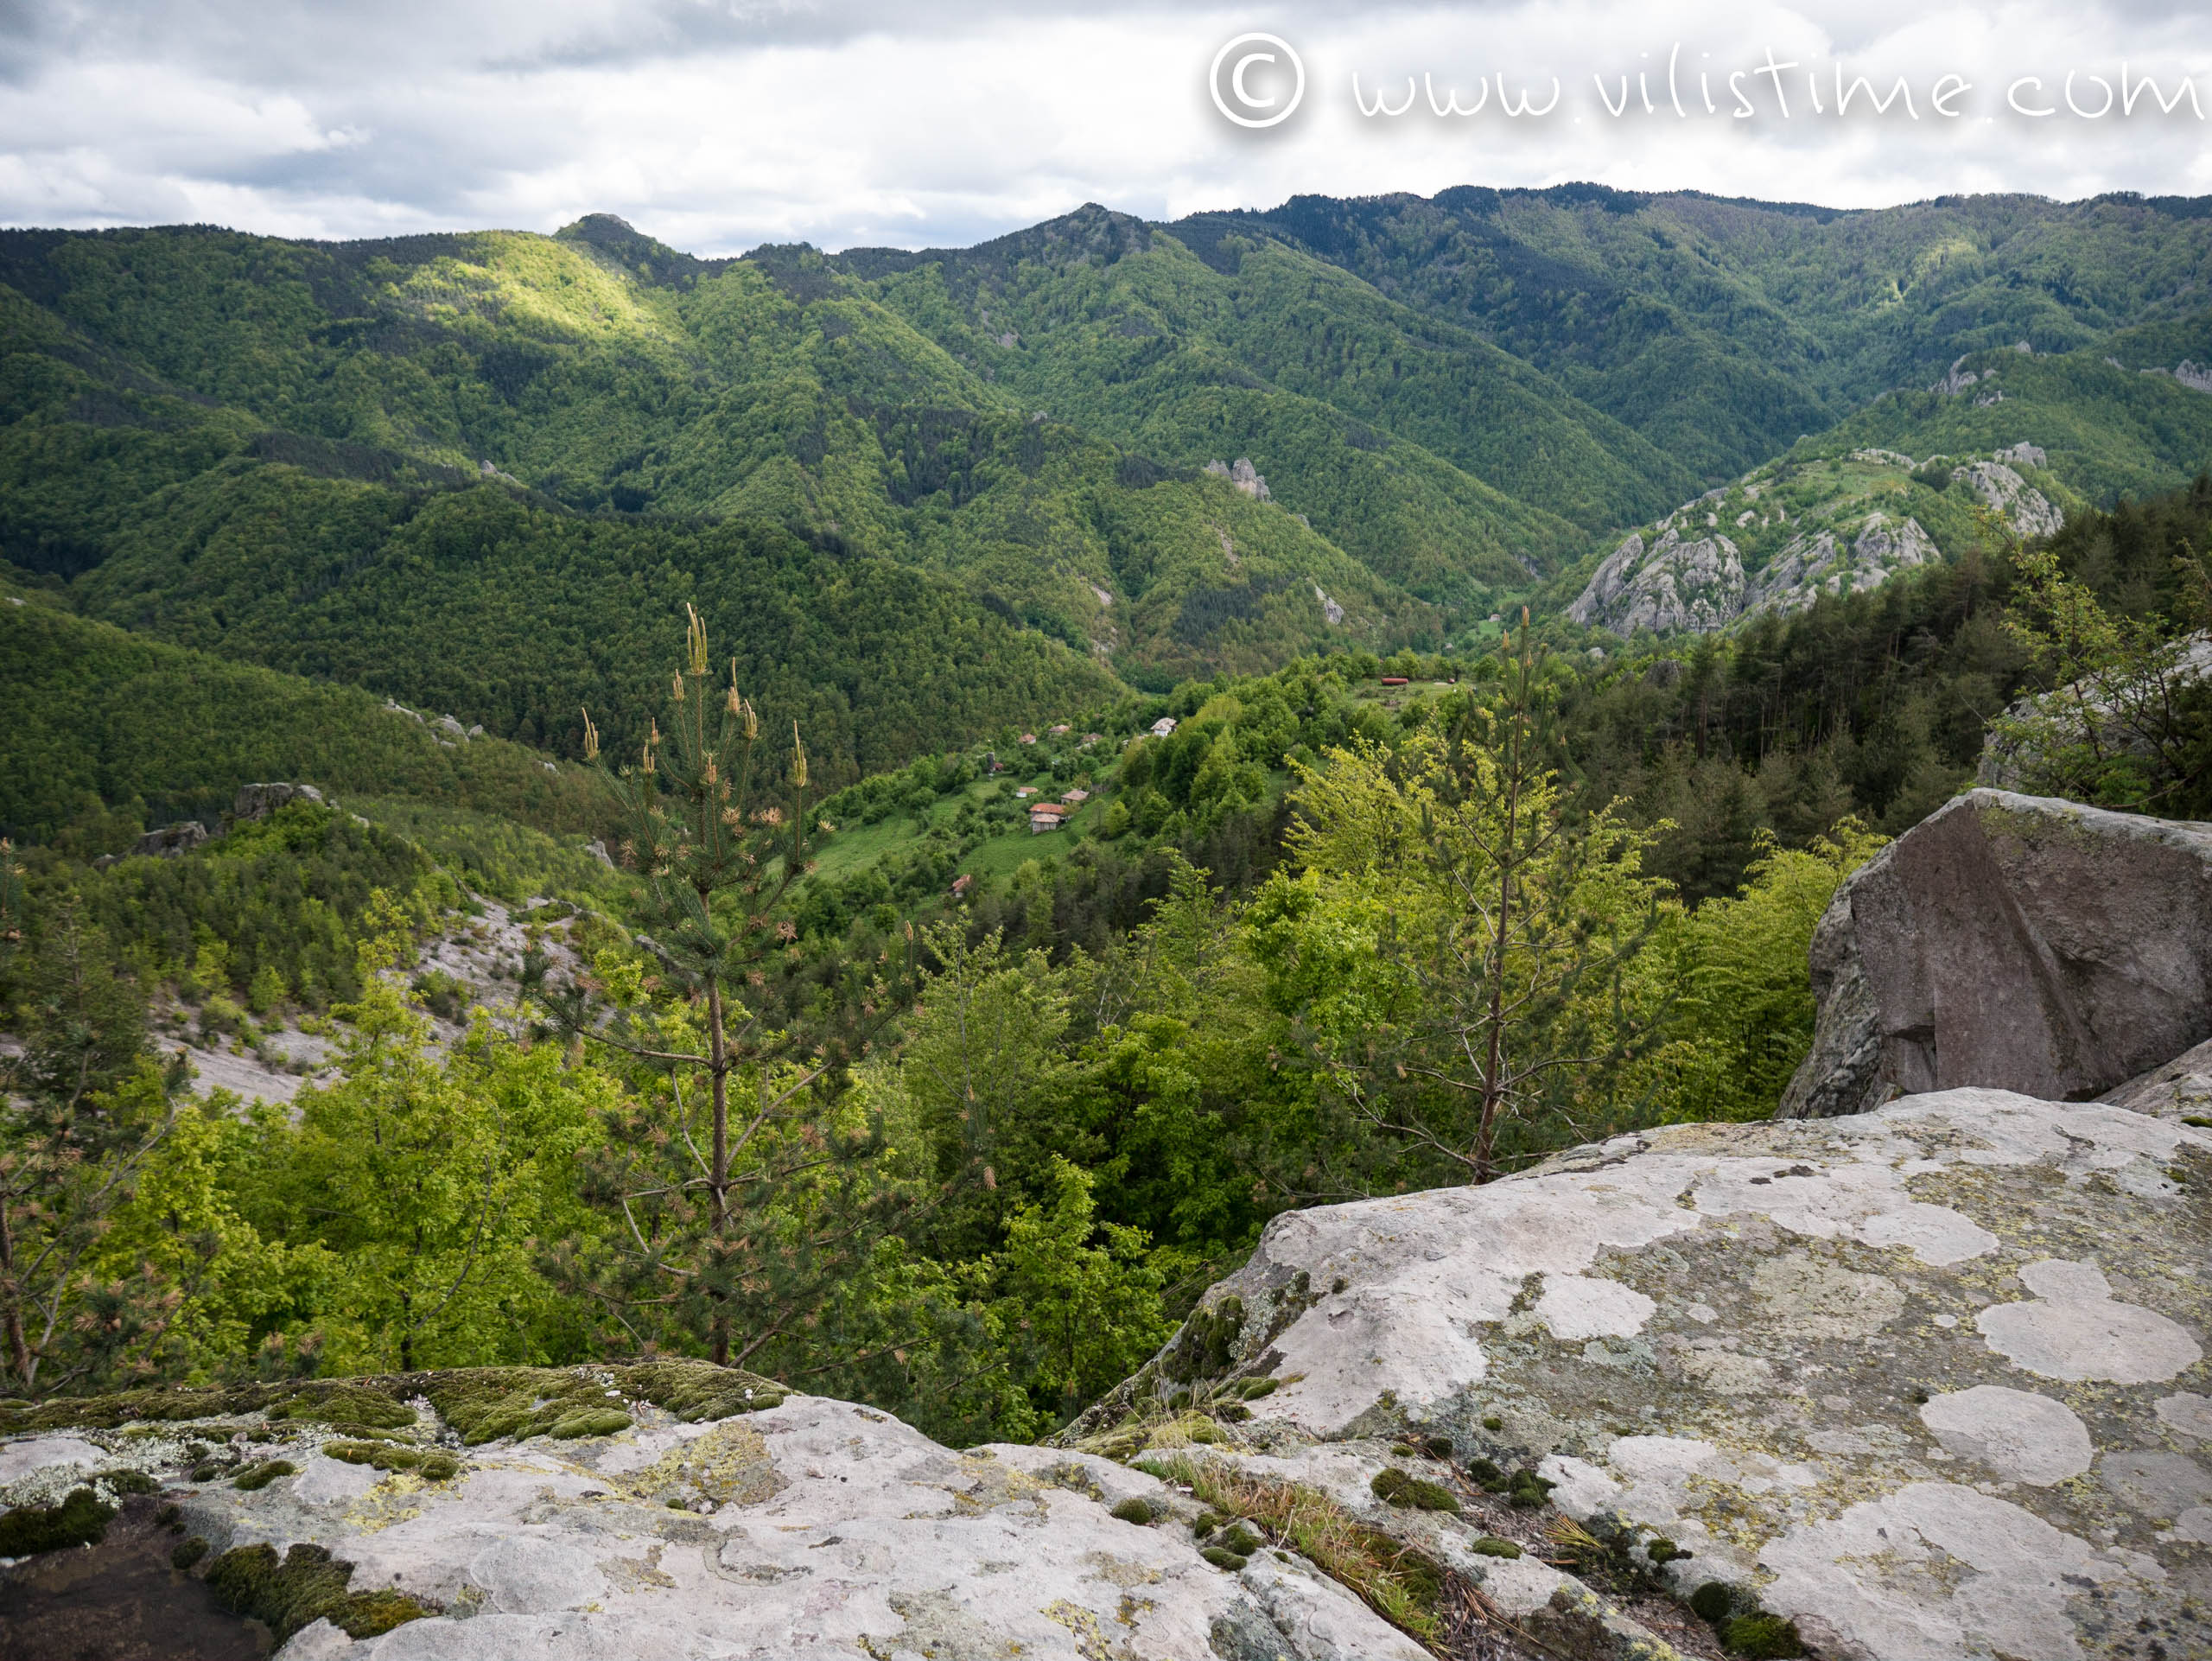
[1,1384,1422,1661]
[1077,1087,2212,1661]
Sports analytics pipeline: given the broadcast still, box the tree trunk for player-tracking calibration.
[1476,783,1516,1184]
[1475,654,1526,1184]
[707,972,731,1366]
[0,1194,35,1391]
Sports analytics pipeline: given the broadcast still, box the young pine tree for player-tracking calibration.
[0,894,184,1396]
[540,608,899,1369]
[1287,615,1671,1184]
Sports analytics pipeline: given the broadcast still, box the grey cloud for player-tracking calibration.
[3,2,2210,253]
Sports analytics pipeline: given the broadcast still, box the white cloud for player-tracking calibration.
[4,1,2211,251]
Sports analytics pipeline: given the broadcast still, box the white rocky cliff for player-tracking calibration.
[1569,450,2063,638]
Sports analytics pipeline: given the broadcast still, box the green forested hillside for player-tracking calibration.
[841,207,1681,545]
[1822,333,2212,502]
[0,584,611,845]
[0,218,1446,684]
[59,466,1125,777]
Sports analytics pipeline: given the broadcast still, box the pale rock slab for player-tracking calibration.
[0,1435,105,1487]
[1759,1481,2152,1661]
[1072,1085,2212,1660]
[6,1387,1425,1661]
[2098,1450,2212,1520]
[2155,1392,2212,1440]
[1976,1258,2202,1384]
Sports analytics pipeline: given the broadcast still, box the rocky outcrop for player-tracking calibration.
[1745,512,1939,619]
[1204,458,1272,501]
[132,820,211,858]
[234,783,326,822]
[1072,1087,2212,1661]
[1567,528,1745,634]
[1779,790,2212,1119]
[0,1365,1421,1661]
[1951,460,2063,539]
[1931,353,1979,395]
[1573,513,1942,636]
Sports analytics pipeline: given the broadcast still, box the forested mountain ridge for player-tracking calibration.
[8,187,2212,784]
[1188,187,2212,483]
[831,204,1681,545]
[0,215,1446,693]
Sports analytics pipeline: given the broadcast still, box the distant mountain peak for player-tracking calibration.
[555,213,729,287]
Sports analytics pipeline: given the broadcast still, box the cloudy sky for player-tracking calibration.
[3,1,2210,253]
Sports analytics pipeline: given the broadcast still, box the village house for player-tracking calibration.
[1028,802,1070,833]
[1149,716,1177,737]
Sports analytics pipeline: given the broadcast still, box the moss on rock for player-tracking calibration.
[0,1486,114,1555]
[268,1389,414,1429]
[1163,1295,1245,1384]
[0,1360,783,1445]
[232,1459,298,1491]
[1370,1467,1460,1512]
[1721,1613,1807,1658]
[323,1441,460,1481]
[203,1542,435,1642]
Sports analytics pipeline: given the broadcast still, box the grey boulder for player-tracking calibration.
[132,820,211,857]
[1780,789,2212,1119]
